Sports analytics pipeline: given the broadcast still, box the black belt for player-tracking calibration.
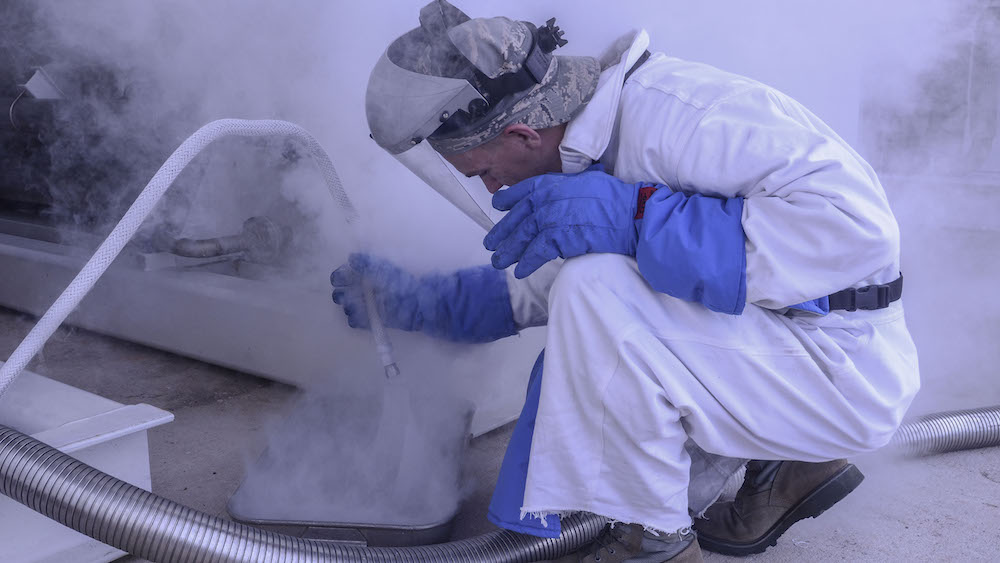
[828,275,903,311]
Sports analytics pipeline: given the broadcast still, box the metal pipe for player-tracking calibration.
[170,216,284,263]
[3,407,1000,562]
[172,235,245,258]
[1,403,999,561]
[889,406,1000,457]
[0,423,603,562]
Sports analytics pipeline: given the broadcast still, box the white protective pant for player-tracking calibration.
[520,254,919,533]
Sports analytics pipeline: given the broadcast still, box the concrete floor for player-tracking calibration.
[1,305,998,562]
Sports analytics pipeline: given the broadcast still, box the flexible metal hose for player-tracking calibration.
[0,423,603,562]
[888,406,1000,456]
[2,407,998,562]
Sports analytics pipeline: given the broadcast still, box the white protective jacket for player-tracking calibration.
[506,30,902,326]
[494,30,919,533]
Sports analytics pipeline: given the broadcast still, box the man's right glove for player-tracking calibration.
[330,253,518,343]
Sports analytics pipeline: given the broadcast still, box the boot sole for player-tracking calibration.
[697,463,865,556]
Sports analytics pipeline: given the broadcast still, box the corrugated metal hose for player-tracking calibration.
[0,422,604,562]
[0,119,997,562]
[889,406,1000,456]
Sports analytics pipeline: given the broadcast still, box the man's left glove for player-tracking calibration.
[484,164,648,279]
[484,165,748,315]
[330,253,518,343]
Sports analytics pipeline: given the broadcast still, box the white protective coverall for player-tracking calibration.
[503,31,920,533]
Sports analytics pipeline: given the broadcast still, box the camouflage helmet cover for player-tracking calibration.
[366,0,601,155]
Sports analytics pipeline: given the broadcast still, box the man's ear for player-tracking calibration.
[502,123,542,148]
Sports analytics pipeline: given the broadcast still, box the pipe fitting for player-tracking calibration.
[171,216,284,263]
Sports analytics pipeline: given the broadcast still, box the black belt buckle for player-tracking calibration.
[848,284,891,311]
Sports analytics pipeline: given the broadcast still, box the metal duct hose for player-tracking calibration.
[3,408,999,562]
[888,406,1000,456]
[0,423,604,562]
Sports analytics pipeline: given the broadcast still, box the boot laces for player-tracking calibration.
[587,524,627,561]
[734,461,778,513]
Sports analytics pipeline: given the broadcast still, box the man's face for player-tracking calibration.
[443,123,563,194]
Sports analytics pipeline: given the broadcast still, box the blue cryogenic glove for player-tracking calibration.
[484,164,642,279]
[330,253,517,343]
[485,165,749,315]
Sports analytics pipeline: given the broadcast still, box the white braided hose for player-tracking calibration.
[0,119,399,397]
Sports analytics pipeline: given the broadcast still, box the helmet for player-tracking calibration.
[365,0,600,230]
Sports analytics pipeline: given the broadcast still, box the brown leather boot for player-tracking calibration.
[545,523,703,562]
[693,459,864,556]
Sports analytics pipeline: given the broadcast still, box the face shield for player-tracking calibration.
[395,142,504,231]
[366,52,501,231]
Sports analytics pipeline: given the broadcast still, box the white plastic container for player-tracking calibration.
[0,366,173,563]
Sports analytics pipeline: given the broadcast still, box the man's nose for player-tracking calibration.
[482,175,503,194]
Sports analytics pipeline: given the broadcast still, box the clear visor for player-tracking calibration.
[394,142,505,232]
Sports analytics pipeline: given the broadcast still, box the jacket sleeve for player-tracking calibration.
[420,265,519,343]
[663,86,900,309]
[635,189,747,314]
[503,260,563,329]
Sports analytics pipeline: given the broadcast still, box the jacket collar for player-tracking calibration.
[559,30,650,174]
